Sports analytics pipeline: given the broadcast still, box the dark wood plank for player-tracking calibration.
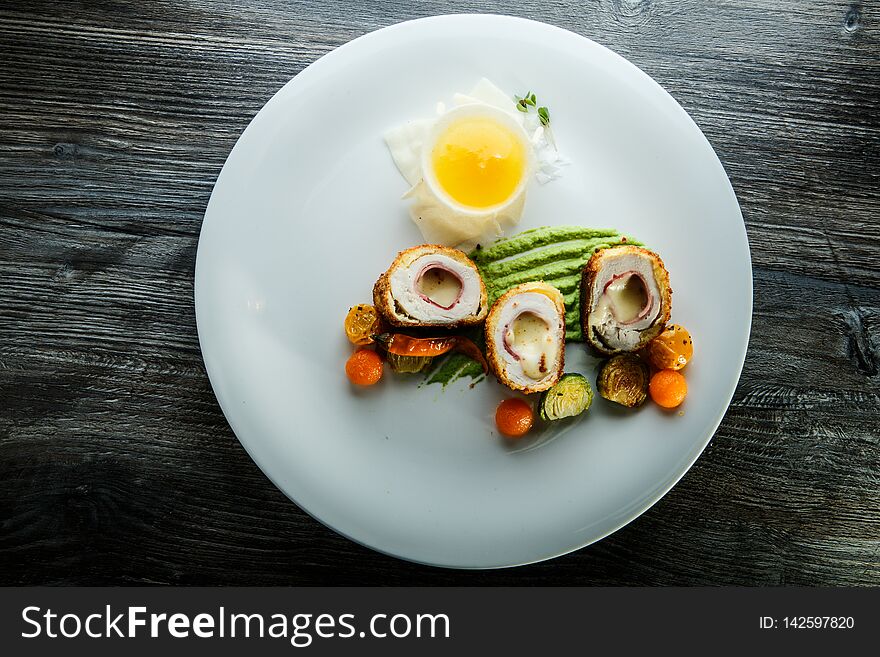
[0,0,878,585]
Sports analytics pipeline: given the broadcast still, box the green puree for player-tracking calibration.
[422,225,639,387]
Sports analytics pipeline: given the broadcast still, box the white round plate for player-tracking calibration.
[195,15,751,568]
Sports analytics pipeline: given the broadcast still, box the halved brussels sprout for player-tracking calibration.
[386,352,433,374]
[539,373,594,421]
[597,354,649,408]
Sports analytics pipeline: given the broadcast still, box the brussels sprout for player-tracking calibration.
[386,352,433,374]
[597,354,650,407]
[539,373,594,421]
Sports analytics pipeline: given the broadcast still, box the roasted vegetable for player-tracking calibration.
[646,324,693,371]
[539,373,593,421]
[372,333,488,373]
[345,349,384,386]
[649,369,688,408]
[597,354,650,407]
[344,304,381,346]
[386,352,433,374]
[495,398,534,438]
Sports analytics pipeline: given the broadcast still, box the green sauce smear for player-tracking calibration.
[421,225,640,387]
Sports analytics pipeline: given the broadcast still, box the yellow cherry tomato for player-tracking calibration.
[646,324,693,371]
[344,304,380,346]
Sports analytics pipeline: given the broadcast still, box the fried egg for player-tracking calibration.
[385,79,566,250]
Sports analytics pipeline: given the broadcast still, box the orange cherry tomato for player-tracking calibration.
[649,369,688,408]
[345,349,383,386]
[495,398,534,438]
[646,324,693,371]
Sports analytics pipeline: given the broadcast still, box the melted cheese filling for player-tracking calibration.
[506,311,556,380]
[417,267,462,309]
[604,273,648,323]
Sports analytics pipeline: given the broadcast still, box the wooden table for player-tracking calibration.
[1,0,877,585]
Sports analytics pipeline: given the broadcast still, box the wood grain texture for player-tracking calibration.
[0,0,878,585]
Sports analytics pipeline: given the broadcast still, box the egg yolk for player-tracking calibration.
[431,117,526,209]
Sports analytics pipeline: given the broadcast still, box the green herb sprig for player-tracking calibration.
[537,106,550,127]
[516,91,536,112]
[515,90,551,127]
